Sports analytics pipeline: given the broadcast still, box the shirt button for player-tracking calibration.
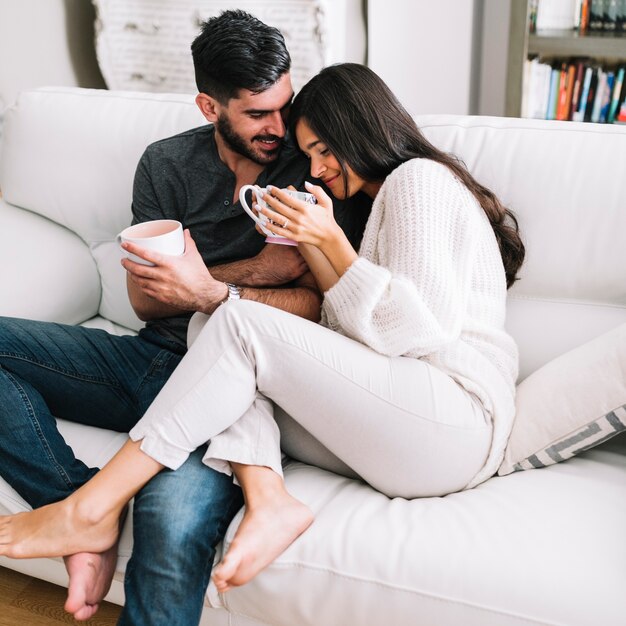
[224,200,230,206]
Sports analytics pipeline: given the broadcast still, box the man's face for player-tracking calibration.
[216,73,294,165]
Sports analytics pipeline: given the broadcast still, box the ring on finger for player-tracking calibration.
[282,218,289,228]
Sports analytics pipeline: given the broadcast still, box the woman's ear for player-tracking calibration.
[195,93,220,123]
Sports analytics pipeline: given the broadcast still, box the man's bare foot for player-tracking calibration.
[212,494,313,593]
[64,546,118,621]
[0,497,121,559]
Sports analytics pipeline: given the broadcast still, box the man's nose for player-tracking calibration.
[265,111,286,137]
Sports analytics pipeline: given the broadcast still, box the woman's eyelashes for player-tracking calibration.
[301,146,330,159]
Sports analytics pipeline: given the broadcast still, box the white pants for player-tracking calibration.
[130,301,492,498]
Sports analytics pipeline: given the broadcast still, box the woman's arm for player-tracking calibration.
[321,161,483,357]
[296,243,340,294]
[257,183,358,292]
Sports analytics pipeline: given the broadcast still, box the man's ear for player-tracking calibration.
[196,93,220,123]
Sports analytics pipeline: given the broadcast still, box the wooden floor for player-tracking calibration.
[0,567,121,626]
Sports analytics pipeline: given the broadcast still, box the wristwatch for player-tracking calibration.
[223,282,241,303]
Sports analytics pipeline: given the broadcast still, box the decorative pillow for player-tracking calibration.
[499,323,626,475]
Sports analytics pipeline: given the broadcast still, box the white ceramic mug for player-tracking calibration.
[117,219,185,266]
[239,185,316,246]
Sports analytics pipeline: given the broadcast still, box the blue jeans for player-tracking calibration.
[119,446,243,625]
[0,317,243,626]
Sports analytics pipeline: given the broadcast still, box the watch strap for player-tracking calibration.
[223,282,241,303]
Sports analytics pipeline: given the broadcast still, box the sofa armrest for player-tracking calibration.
[0,199,101,324]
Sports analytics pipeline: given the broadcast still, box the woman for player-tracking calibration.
[0,64,524,593]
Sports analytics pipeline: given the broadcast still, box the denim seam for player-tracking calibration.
[3,370,75,491]
[195,487,243,620]
[134,350,181,410]
[0,352,117,386]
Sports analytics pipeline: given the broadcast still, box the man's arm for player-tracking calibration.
[124,231,321,322]
[208,241,308,287]
[238,271,322,322]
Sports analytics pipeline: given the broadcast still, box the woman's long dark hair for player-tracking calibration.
[289,63,525,288]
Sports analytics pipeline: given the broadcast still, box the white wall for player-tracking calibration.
[0,0,104,112]
[367,0,512,117]
[0,0,511,118]
[367,0,478,116]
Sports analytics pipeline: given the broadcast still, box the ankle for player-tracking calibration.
[68,492,118,527]
[231,464,288,509]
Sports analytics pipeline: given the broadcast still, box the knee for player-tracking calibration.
[207,300,265,332]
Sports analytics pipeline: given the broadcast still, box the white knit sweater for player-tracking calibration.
[322,158,518,488]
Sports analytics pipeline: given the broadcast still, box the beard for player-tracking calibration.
[216,113,283,165]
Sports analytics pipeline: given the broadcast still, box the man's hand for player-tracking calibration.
[245,244,308,287]
[122,230,227,317]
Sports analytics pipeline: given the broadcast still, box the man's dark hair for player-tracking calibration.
[191,10,291,103]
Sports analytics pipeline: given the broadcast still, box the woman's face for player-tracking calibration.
[295,119,366,200]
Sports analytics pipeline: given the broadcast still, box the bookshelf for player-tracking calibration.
[505,0,626,119]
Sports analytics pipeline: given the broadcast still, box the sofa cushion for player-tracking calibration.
[0,199,100,324]
[499,323,626,475]
[205,435,626,626]
[2,423,625,626]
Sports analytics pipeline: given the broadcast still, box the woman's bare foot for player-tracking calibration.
[64,546,118,621]
[212,493,313,593]
[0,496,121,559]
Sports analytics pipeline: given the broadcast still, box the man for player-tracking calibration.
[0,9,368,626]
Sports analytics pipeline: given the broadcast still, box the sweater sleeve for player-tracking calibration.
[322,160,480,357]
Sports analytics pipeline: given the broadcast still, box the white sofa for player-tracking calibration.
[1,87,625,626]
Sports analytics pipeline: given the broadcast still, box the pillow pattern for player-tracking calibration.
[499,323,626,475]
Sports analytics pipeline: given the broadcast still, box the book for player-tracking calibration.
[556,63,570,120]
[529,0,539,32]
[618,0,626,32]
[584,67,599,122]
[569,61,586,120]
[547,66,561,120]
[537,63,552,120]
[603,0,619,30]
[536,0,578,30]
[525,58,550,119]
[574,65,594,121]
[598,71,615,122]
[591,69,607,122]
[589,0,606,30]
[564,63,577,120]
[579,0,591,31]
[607,66,625,123]
[613,66,626,121]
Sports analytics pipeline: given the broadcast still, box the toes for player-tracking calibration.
[213,573,232,594]
[214,551,241,582]
[71,604,99,621]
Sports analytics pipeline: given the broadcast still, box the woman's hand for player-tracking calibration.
[257,182,344,250]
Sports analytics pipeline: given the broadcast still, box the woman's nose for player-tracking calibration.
[310,158,326,179]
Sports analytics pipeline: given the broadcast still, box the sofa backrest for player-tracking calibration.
[1,88,624,379]
[417,115,626,380]
[0,87,206,330]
